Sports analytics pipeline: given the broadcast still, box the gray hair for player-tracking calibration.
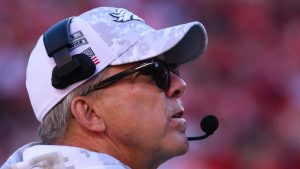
[38,69,108,144]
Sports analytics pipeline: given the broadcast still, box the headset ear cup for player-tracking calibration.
[51,54,96,89]
[75,54,96,73]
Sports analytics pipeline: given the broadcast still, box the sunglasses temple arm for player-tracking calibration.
[93,67,148,90]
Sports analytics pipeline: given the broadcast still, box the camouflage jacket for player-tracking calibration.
[1,142,130,169]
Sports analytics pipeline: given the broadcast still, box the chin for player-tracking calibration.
[168,135,189,157]
[176,137,189,155]
[155,136,189,165]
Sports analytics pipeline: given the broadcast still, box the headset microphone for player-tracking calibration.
[188,115,219,141]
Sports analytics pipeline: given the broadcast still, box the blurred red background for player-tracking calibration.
[1,0,300,168]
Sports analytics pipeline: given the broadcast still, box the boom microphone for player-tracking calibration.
[188,115,219,141]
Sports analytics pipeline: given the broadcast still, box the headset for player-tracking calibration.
[43,18,96,89]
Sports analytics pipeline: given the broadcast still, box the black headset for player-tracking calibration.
[43,18,96,89]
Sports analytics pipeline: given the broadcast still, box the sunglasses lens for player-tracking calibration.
[169,64,180,76]
[153,62,170,90]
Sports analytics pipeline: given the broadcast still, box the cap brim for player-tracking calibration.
[111,21,207,65]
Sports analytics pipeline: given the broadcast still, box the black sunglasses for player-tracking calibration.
[83,59,180,95]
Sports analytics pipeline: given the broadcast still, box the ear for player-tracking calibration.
[70,96,106,132]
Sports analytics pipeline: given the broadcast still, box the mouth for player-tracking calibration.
[170,111,186,132]
[172,111,184,118]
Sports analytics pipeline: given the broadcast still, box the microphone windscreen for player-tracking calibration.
[200,115,219,135]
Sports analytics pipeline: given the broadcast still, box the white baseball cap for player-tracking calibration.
[26,7,208,122]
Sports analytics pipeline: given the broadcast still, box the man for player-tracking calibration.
[1,7,207,169]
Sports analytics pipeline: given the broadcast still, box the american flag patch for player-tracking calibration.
[81,47,100,65]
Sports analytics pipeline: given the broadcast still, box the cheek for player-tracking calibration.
[123,92,168,138]
[130,89,168,125]
[102,86,169,145]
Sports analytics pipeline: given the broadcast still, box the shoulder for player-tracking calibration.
[3,144,130,169]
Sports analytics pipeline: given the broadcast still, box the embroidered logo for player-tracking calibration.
[69,31,88,51]
[110,8,145,23]
[81,47,100,65]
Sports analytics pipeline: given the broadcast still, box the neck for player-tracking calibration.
[115,146,163,169]
[56,125,164,169]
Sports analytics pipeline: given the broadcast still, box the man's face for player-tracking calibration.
[92,59,188,162]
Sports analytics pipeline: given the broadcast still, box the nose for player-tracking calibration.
[166,73,187,98]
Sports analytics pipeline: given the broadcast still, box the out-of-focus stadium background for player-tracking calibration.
[1,0,300,168]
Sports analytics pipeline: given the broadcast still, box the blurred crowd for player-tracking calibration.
[1,0,300,169]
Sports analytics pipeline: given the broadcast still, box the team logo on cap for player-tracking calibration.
[110,8,145,23]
